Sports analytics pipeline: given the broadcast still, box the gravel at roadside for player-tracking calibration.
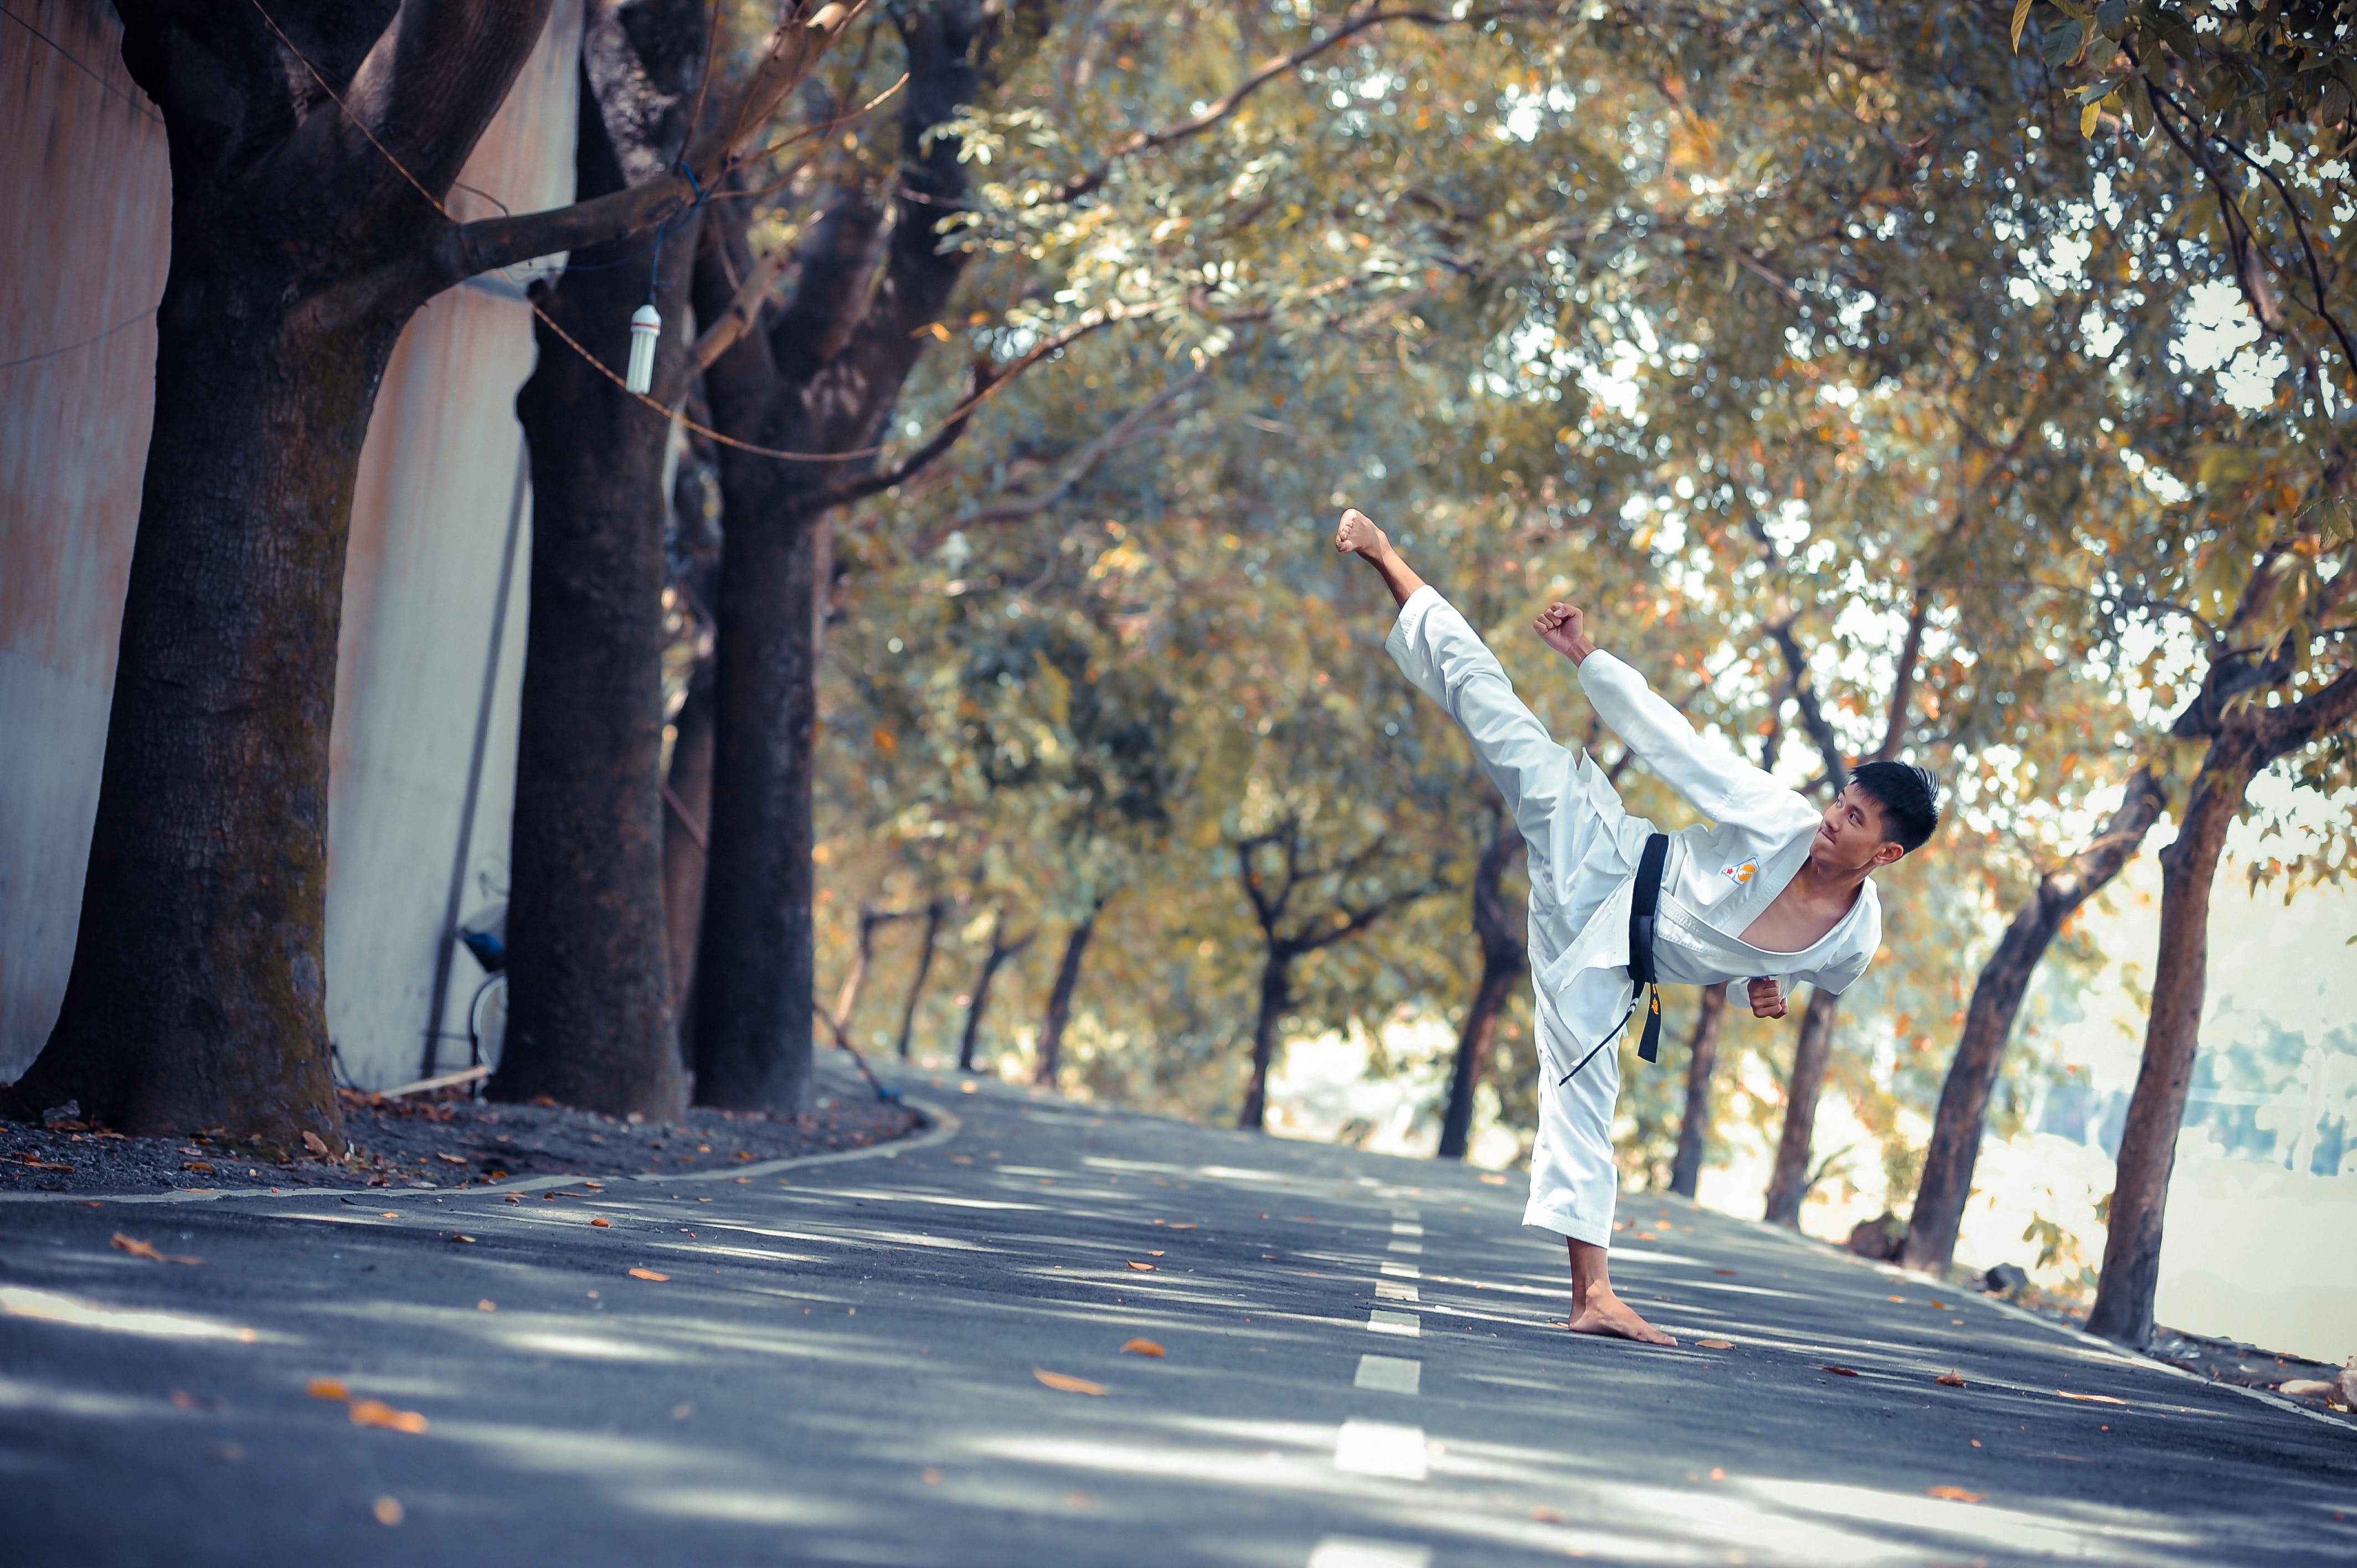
[0,1085,922,1195]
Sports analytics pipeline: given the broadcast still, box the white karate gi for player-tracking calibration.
[1386,587,1883,1246]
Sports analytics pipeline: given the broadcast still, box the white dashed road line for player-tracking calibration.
[1379,1260,1418,1278]
[1386,1241,1422,1255]
[1374,1280,1418,1302]
[1354,1354,1421,1395]
[1390,1221,1423,1236]
[1308,1539,1432,1568]
[1332,1419,1429,1481]
[1366,1308,1421,1337]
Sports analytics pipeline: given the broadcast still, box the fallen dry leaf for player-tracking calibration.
[373,1496,404,1526]
[2055,1390,2127,1406]
[1820,1364,1862,1378]
[1937,1371,1967,1388]
[1530,1507,1567,1524]
[348,1399,429,1434]
[183,1160,215,1173]
[1478,1173,1507,1185]
[1121,1339,1166,1358]
[504,1195,521,1204]
[11,1153,73,1172]
[451,1234,476,1244]
[590,1218,611,1228]
[1887,1295,1907,1303]
[1713,1268,1737,1276]
[1926,1486,1985,1504]
[1697,1339,1736,1350]
[921,1466,942,1484]
[476,1301,495,1312]
[1033,1369,1109,1396]
[380,1211,399,1219]
[628,1268,670,1281]
[301,1131,332,1159]
[1126,1261,1156,1271]
[307,1378,351,1401]
[1166,1223,1197,1230]
[1930,1299,1950,1309]
[111,1232,199,1265]
[1147,1249,1165,1257]
[433,1152,467,1166]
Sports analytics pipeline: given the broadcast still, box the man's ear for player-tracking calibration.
[1872,842,1906,870]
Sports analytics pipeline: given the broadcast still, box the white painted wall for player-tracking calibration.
[2,1,580,1091]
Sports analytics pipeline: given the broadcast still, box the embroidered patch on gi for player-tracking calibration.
[1722,858,1758,885]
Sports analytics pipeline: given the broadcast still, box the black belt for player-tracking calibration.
[1554,832,1671,1085]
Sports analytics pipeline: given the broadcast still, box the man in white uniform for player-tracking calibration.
[1335,509,1939,1345]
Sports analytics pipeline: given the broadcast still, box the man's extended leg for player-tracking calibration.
[1567,1238,1676,1345]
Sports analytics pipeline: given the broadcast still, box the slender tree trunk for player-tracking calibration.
[1668,985,1728,1198]
[2087,746,2254,1346]
[958,914,1029,1072]
[1439,813,1526,1160]
[661,659,717,1034]
[828,904,903,1045]
[1762,987,1839,1225]
[1033,901,1104,1087]
[1902,768,2166,1273]
[7,272,403,1142]
[899,899,947,1061]
[494,50,701,1118]
[1239,950,1296,1132]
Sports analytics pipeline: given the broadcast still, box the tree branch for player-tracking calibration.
[956,368,1209,528]
[1875,587,1928,762]
[1767,617,1849,792]
[1052,6,1542,203]
[436,1,863,283]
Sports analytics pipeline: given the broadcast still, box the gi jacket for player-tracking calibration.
[1386,587,1881,1067]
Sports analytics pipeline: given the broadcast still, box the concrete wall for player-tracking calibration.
[0,0,171,1074]
[2,1,580,1090]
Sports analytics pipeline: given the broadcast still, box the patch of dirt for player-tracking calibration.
[2144,1328,2355,1418]
[0,1087,923,1195]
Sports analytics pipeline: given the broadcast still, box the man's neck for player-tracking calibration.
[1793,853,1872,905]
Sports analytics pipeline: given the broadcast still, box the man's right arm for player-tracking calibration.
[1574,643,1809,839]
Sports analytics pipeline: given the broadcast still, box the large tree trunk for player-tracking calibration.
[1033,901,1104,1087]
[687,2,1000,1108]
[1238,951,1295,1132]
[1438,812,1527,1159]
[1762,987,1839,1225]
[1668,985,1728,1198]
[1902,768,2166,1274]
[661,660,717,1032]
[1,3,565,1142]
[2086,744,2254,1346]
[494,30,706,1118]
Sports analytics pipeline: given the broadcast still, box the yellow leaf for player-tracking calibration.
[111,1231,199,1265]
[348,1399,429,1434]
[1120,1339,1166,1358]
[591,1218,611,1227]
[1126,1260,1156,1271]
[2080,99,2101,138]
[1697,1339,1736,1350]
[2010,0,2034,51]
[307,1378,351,1401]
[628,1268,670,1281]
[1927,1485,1985,1503]
[1033,1369,1109,1395]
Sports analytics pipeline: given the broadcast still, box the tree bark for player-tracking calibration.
[1,2,570,1142]
[688,1,994,1110]
[957,914,1030,1072]
[898,899,946,1061]
[1668,984,1728,1198]
[2086,744,2253,1344]
[1438,811,1526,1160]
[1762,986,1839,1225]
[662,661,717,1032]
[494,24,707,1118]
[1239,951,1295,1133]
[1033,901,1104,1087]
[1901,768,2166,1274]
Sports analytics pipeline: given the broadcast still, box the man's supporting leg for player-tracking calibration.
[1567,1238,1676,1345]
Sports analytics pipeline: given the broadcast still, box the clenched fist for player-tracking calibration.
[1747,977,1788,1019]
[1334,508,1386,556]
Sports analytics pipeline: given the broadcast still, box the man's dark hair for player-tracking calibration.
[1850,760,1940,854]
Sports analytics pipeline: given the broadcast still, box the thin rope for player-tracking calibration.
[0,303,158,372]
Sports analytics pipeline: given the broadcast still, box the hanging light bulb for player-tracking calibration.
[625,304,662,395]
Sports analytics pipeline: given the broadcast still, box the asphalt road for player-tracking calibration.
[3,1067,2350,1566]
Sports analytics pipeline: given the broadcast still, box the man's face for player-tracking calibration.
[1814,782,1904,875]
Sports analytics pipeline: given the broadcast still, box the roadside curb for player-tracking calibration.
[0,1096,960,1208]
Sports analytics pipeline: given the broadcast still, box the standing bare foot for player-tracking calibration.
[1566,1284,1677,1346]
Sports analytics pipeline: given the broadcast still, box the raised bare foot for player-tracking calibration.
[1566,1287,1677,1346]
